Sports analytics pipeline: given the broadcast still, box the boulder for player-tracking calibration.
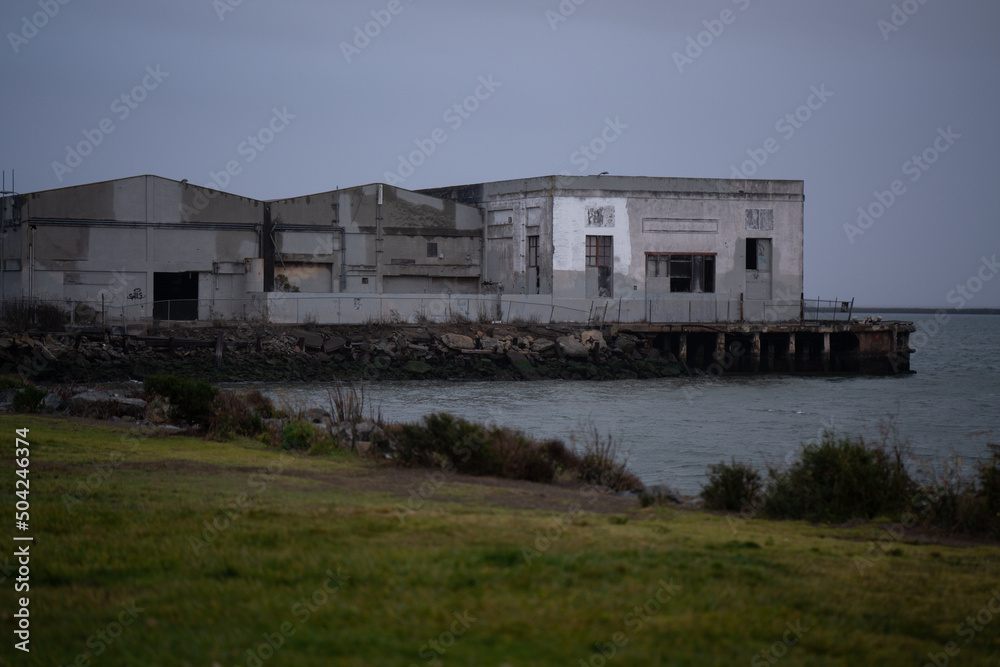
[580,330,607,351]
[479,337,500,352]
[613,334,638,355]
[69,390,146,418]
[404,360,432,375]
[530,338,555,354]
[42,393,66,413]
[556,335,589,359]
[440,333,475,351]
[506,350,539,380]
[305,408,332,431]
[323,336,347,353]
[291,329,324,350]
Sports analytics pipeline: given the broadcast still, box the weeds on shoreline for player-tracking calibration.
[702,425,1000,539]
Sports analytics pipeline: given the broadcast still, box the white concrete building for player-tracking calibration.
[1,174,805,325]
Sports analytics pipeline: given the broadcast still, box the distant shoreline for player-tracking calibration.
[837,307,1000,315]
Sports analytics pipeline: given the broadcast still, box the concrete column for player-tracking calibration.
[822,332,831,372]
[714,333,726,366]
[678,333,688,367]
[751,333,761,373]
[787,333,796,373]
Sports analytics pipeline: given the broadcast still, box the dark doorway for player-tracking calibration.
[153,272,199,320]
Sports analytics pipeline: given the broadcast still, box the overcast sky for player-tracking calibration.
[2,0,998,307]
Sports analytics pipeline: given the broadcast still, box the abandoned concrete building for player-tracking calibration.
[0,173,915,373]
[0,173,808,325]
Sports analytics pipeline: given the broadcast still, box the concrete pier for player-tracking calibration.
[614,320,915,375]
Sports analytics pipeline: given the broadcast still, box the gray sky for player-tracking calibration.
[2,0,998,307]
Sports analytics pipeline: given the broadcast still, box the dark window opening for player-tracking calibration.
[746,238,758,270]
[361,277,369,285]
[153,272,198,320]
[527,235,539,268]
[427,242,438,258]
[646,253,715,294]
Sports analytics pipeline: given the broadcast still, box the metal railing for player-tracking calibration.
[0,293,856,327]
[801,297,855,323]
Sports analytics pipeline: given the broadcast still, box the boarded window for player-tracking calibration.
[745,209,774,231]
[645,253,715,293]
[586,206,615,228]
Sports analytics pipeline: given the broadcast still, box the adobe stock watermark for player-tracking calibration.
[383,75,501,186]
[730,85,833,179]
[51,65,170,183]
[7,0,72,54]
[188,450,293,556]
[578,579,682,666]
[559,117,628,176]
[57,599,144,667]
[179,107,295,218]
[922,590,1000,667]
[886,251,997,371]
[340,0,413,63]
[878,0,934,41]
[750,618,811,666]
[843,126,960,244]
[545,0,590,31]
[408,610,478,667]
[673,0,752,74]
[212,0,245,22]
[232,569,349,667]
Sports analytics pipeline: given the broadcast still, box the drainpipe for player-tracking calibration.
[262,203,274,292]
[332,197,346,292]
[375,184,383,292]
[28,225,36,299]
[334,226,347,292]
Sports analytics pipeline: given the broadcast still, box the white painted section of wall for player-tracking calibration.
[552,196,631,274]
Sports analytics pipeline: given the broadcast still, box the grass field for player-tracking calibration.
[2,414,999,666]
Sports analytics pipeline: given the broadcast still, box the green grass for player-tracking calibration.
[2,415,999,666]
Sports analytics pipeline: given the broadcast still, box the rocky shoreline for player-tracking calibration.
[1,323,687,384]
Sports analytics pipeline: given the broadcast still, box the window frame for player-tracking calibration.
[644,252,716,294]
[586,235,613,268]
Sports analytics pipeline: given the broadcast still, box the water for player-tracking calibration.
[233,314,1000,495]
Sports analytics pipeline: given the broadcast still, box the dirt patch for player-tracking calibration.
[113,457,641,515]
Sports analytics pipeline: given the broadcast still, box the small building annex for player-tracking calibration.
[0,174,805,325]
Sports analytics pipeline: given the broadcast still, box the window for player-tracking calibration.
[586,235,613,267]
[746,238,771,272]
[645,253,715,293]
[427,242,438,258]
[527,235,539,268]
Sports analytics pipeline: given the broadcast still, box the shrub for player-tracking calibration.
[12,384,47,413]
[918,444,1000,538]
[701,459,763,512]
[143,374,219,425]
[394,413,494,474]
[282,420,323,451]
[208,392,268,439]
[763,432,915,523]
[390,413,584,483]
[0,298,67,332]
[488,428,556,483]
[0,375,28,391]
[573,426,642,492]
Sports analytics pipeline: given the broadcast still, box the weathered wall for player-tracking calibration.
[268,184,483,295]
[424,175,804,322]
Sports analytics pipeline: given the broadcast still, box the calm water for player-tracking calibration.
[235,314,1000,495]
